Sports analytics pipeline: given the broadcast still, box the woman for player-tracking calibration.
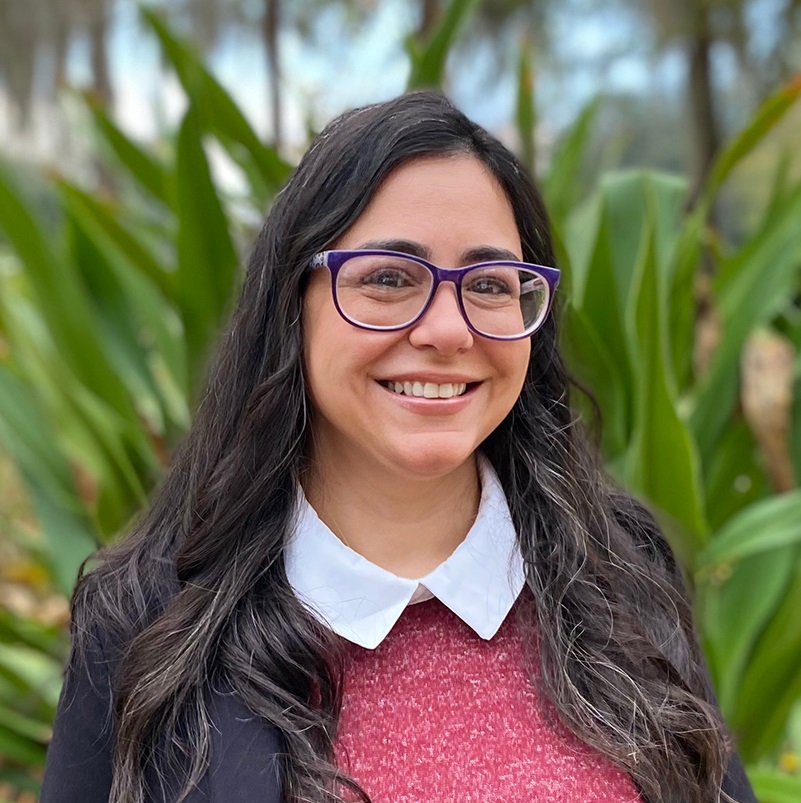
[41,91,756,803]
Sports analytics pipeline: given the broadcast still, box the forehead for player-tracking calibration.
[333,155,522,261]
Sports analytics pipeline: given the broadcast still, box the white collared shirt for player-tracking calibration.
[284,455,526,649]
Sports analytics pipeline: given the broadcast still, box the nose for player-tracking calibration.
[407,282,474,354]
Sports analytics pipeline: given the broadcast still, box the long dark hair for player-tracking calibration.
[69,91,730,803]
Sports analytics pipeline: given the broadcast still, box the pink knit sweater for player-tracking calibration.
[336,593,642,802]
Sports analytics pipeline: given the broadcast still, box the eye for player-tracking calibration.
[466,276,514,296]
[361,268,416,288]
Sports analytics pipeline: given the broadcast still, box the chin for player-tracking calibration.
[386,438,479,480]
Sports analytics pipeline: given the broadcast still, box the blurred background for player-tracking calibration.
[0,1,800,800]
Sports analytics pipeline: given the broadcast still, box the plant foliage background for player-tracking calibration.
[0,2,800,801]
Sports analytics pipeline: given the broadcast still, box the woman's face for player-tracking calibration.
[302,154,531,480]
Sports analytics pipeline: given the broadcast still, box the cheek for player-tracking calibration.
[497,340,531,393]
[302,288,402,398]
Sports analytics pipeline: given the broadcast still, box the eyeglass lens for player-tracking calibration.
[334,254,549,337]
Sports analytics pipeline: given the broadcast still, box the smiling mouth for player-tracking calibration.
[381,380,472,399]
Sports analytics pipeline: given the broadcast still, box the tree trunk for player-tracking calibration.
[262,0,282,149]
[87,4,112,108]
[685,8,720,209]
[418,0,440,39]
[87,1,115,194]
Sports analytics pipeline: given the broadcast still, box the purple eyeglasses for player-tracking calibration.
[309,249,560,341]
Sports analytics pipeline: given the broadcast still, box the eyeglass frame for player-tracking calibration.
[308,249,561,342]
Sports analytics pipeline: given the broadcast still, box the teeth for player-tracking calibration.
[384,381,469,398]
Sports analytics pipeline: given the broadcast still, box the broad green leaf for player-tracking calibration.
[406,0,481,88]
[561,304,629,459]
[623,223,707,550]
[0,165,134,415]
[60,183,190,431]
[83,93,171,206]
[563,183,634,437]
[755,149,797,240]
[748,768,801,803]
[174,106,240,390]
[701,545,796,714]
[0,283,150,512]
[0,610,64,659]
[668,210,704,393]
[0,726,45,766]
[793,365,801,486]
[515,44,535,175]
[595,171,686,315]
[542,99,598,226]
[691,183,801,460]
[0,706,50,743]
[703,418,768,532]
[142,7,291,200]
[732,553,801,760]
[65,207,171,436]
[698,75,801,216]
[696,491,801,569]
[56,182,189,419]
[0,368,97,591]
[58,181,176,302]
[0,642,64,711]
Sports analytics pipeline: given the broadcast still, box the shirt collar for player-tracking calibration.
[284,455,526,650]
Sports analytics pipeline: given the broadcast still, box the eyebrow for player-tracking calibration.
[355,238,522,265]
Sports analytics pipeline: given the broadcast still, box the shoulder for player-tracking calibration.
[47,571,285,802]
[200,687,285,800]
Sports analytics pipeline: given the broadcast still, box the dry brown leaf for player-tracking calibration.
[741,329,797,492]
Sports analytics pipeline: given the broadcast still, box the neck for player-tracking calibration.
[303,452,481,579]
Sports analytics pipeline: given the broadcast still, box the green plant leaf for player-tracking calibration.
[748,767,801,803]
[58,181,176,302]
[623,221,707,552]
[59,182,190,431]
[0,164,136,417]
[406,0,480,88]
[83,92,171,206]
[691,181,801,461]
[731,552,801,760]
[0,368,98,591]
[142,7,291,198]
[0,726,45,766]
[563,181,634,439]
[696,491,801,570]
[703,418,768,532]
[561,303,629,460]
[698,75,801,216]
[542,99,598,225]
[701,545,796,714]
[515,43,535,175]
[174,105,240,390]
